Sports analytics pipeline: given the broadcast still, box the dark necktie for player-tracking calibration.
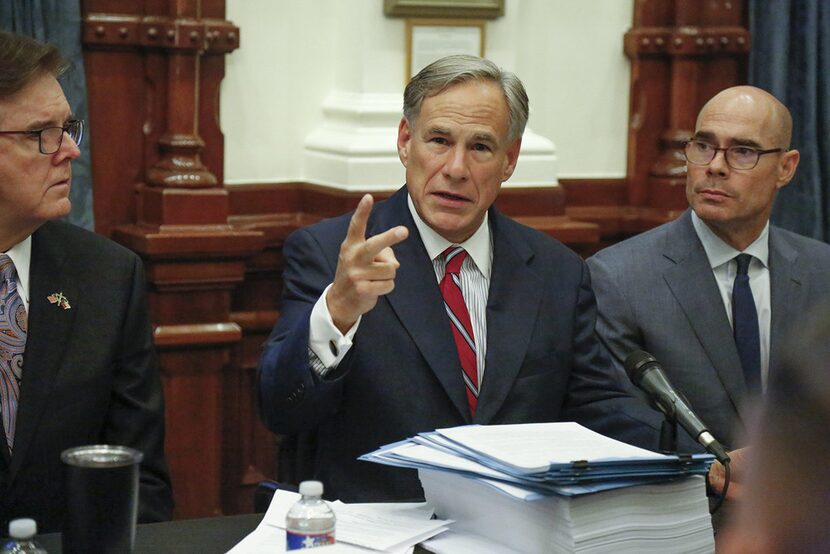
[439,247,479,416]
[732,254,760,393]
[0,254,27,452]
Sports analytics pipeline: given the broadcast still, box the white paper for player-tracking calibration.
[259,490,447,552]
[421,529,520,554]
[226,520,374,553]
[436,422,667,471]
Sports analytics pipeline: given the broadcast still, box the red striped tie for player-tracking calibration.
[440,247,479,416]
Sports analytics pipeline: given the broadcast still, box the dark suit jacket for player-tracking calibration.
[258,187,670,502]
[0,221,172,533]
[588,210,830,448]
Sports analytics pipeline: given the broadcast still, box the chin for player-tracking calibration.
[44,200,73,221]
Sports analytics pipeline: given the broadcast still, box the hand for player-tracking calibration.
[327,194,409,334]
[708,446,750,501]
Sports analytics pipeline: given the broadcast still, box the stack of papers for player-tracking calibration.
[227,490,450,553]
[361,422,715,553]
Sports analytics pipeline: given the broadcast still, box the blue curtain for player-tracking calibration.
[0,0,94,231]
[749,0,830,242]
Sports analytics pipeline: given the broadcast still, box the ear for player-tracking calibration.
[397,117,412,167]
[776,148,800,189]
[501,138,522,181]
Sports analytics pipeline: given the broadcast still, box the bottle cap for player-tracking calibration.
[299,480,324,496]
[8,518,37,539]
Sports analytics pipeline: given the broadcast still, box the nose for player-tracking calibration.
[705,148,729,178]
[442,145,469,181]
[54,132,81,163]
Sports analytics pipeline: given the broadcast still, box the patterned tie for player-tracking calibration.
[439,247,479,416]
[732,254,760,393]
[0,254,26,452]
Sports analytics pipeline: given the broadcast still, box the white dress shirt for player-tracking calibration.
[691,211,771,390]
[308,193,493,379]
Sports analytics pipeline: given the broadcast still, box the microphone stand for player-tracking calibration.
[654,393,679,455]
[659,416,678,455]
[654,395,730,515]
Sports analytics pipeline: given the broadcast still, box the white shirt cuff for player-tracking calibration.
[309,283,360,374]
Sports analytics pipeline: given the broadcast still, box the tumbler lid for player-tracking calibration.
[8,518,36,539]
[299,480,324,496]
[61,445,144,468]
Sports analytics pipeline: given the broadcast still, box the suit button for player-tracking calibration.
[329,340,338,357]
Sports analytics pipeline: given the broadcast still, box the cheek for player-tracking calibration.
[472,167,503,200]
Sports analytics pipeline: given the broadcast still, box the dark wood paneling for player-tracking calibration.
[81,0,261,521]
[625,0,749,218]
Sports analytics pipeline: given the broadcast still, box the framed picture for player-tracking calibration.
[385,0,504,19]
[406,19,486,79]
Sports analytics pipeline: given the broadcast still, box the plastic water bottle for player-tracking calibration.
[0,519,48,554]
[285,480,336,550]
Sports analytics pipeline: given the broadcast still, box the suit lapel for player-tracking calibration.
[767,228,801,383]
[10,223,77,480]
[662,212,747,417]
[379,190,471,421]
[474,213,541,424]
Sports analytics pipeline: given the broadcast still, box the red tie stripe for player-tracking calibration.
[439,247,479,416]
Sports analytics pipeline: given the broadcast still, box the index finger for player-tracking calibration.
[363,225,409,259]
[345,194,374,244]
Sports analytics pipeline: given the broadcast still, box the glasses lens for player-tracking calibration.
[725,146,758,170]
[39,127,63,154]
[67,120,84,147]
[685,140,714,165]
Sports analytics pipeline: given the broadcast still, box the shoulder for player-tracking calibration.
[772,225,830,253]
[771,226,830,266]
[285,192,404,252]
[494,212,581,262]
[34,221,141,270]
[589,218,679,269]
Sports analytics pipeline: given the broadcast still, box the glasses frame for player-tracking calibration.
[0,119,85,155]
[683,139,784,170]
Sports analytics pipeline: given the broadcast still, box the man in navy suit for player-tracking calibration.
[588,87,830,489]
[258,55,669,502]
[0,31,172,532]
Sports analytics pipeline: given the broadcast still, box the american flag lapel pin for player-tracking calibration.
[47,292,71,310]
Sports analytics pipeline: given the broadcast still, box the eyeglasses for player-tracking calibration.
[683,139,783,170]
[0,119,85,154]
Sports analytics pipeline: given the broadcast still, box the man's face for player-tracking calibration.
[397,80,521,243]
[0,73,79,235]
[685,92,798,248]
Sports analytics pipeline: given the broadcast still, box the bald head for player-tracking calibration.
[686,85,800,251]
[697,86,793,149]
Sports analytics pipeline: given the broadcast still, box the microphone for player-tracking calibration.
[624,350,730,464]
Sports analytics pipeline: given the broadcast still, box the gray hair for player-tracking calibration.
[403,55,529,142]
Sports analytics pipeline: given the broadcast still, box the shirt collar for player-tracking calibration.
[691,210,770,269]
[2,235,32,306]
[407,193,492,279]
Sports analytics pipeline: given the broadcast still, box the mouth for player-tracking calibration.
[697,187,730,199]
[431,191,471,204]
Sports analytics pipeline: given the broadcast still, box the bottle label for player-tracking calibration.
[286,530,335,550]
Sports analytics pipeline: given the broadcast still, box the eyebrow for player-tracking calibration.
[23,113,75,131]
[693,131,764,149]
[471,132,498,145]
[425,125,450,136]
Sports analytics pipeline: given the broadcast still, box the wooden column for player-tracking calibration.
[624,0,749,226]
[82,0,264,518]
